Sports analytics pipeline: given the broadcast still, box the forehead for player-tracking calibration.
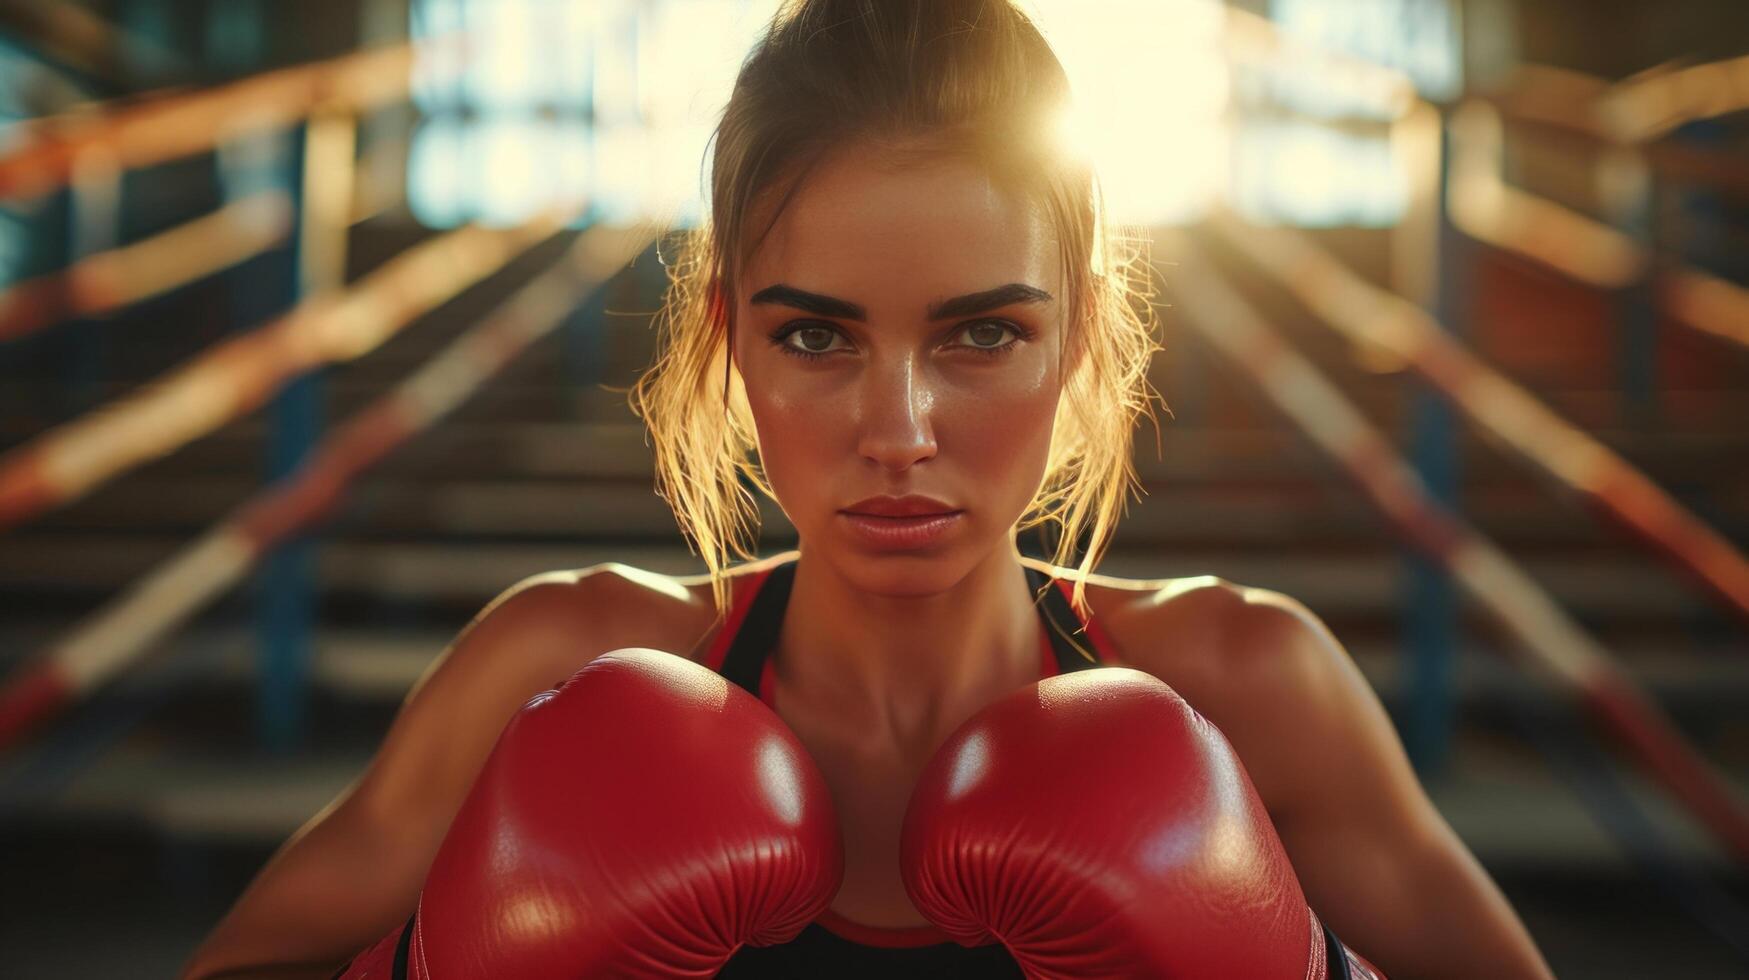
[742,147,1057,306]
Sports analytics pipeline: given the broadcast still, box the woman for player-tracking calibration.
[185,1,1554,976]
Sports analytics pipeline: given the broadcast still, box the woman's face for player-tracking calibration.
[732,146,1068,595]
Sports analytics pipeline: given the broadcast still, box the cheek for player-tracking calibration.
[942,357,1059,480]
[738,366,839,508]
[748,386,835,461]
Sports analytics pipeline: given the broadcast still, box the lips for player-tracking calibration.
[839,510,964,550]
[841,494,960,518]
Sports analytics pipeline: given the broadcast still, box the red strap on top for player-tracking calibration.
[1037,621,1059,678]
[699,563,773,674]
[1039,576,1116,676]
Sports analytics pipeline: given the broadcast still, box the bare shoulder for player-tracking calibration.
[491,561,747,664]
[1041,562,1326,683]
[464,567,615,650]
[1016,562,1357,792]
[448,562,711,677]
[1015,557,1245,672]
[485,551,816,671]
[1078,569,1380,818]
[664,550,805,657]
[524,551,808,663]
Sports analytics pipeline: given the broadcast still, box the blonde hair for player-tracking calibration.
[626,0,1164,625]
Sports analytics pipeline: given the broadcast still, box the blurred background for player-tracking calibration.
[0,0,1745,976]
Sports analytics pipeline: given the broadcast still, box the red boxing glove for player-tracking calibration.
[338,647,843,979]
[900,667,1385,979]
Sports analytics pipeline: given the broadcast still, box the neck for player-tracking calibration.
[771,543,1042,764]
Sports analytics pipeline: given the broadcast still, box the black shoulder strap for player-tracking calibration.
[1026,565,1103,672]
[720,559,795,699]
[383,910,414,979]
[1325,921,1358,979]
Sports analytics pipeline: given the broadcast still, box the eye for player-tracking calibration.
[767,319,1030,362]
[957,319,1024,357]
[769,321,848,360]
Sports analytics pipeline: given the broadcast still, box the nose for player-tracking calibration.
[855,355,938,471]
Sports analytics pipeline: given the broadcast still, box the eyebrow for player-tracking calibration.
[748,282,1053,322]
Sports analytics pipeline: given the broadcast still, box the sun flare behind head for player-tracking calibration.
[1026,0,1231,226]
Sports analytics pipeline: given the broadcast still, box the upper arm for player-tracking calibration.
[353,563,674,824]
[1202,587,1553,980]
[186,566,643,977]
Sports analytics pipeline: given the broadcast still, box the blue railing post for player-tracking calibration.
[260,376,321,756]
[219,121,313,756]
[259,117,317,757]
[1403,110,1468,778]
[1613,152,1659,430]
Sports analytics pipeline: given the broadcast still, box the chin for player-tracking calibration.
[819,533,976,598]
[853,560,957,593]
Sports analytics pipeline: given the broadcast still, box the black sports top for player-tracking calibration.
[706,555,1117,978]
